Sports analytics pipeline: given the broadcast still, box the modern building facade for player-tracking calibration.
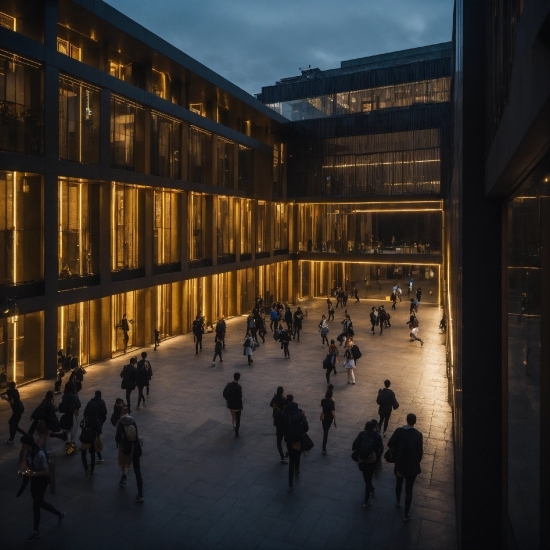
[0,0,548,548]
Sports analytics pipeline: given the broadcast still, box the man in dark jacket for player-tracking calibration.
[352,421,384,507]
[193,315,204,354]
[223,373,243,437]
[376,380,399,436]
[120,358,137,413]
[270,386,288,464]
[84,390,108,463]
[115,409,143,502]
[136,352,152,409]
[388,413,423,522]
[281,395,309,491]
[1,381,25,443]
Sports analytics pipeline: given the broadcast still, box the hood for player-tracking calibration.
[286,402,300,413]
[120,415,134,426]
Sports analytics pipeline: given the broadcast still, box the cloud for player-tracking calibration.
[105,0,454,96]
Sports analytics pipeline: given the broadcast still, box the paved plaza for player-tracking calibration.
[0,296,456,550]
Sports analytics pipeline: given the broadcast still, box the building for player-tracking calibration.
[0,0,548,548]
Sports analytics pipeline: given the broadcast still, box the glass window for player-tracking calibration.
[238,145,253,193]
[110,96,145,172]
[151,69,166,99]
[0,170,42,285]
[0,51,43,155]
[58,178,99,278]
[112,291,136,355]
[217,138,234,188]
[240,199,252,256]
[154,189,180,265]
[59,76,100,164]
[256,201,267,253]
[273,143,285,199]
[189,126,211,184]
[111,183,140,271]
[57,38,81,61]
[151,112,181,179]
[217,197,235,262]
[188,193,208,262]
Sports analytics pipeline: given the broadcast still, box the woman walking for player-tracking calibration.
[244,334,254,365]
[58,383,81,454]
[325,340,339,384]
[293,307,304,341]
[2,381,26,443]
[270,386,288,464]
[320,387,337,454]
[352,421,384,508]
[319,315,329,346]
[344,346,356,384]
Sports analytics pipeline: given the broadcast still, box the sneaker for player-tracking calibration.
[280,458,288,464]
[57,512,65,526]
[119,475,127,486]
[403,513,411,522]
[362,500,371,508]
[5,439,14,444]
[135,495,144,503]
[97,458,104,463]
[26,531,40,543]
[352,382,356,385]
[287,485,295,492]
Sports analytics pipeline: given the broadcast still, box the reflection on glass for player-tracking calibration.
[0,51,43,155]
[189,126,211,183]
[256,201,267,252]
[58,178,99,277]
[188,193,208,261]
[110,96,145,172]
[217,138,234,188]
[217,197,235,261]
[240,199,252,255]
[0,170,42,284]
[151,112,181,179]
[273,203,288,251]
[111,183,139,270]
[154,189,180,265]
[238,145,254,193]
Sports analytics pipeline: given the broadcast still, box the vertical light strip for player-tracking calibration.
[59,180,63,271]
[60,306,64,352]
[79,84,82,162]
[12,317,17,383]
[111,184,115,270]
[78,182,83,275]
[12,172,17,284]
[79,302,83,365]
[161,192,165,264]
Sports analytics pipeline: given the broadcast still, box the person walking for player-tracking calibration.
[369,307,378,335]
[115,408,144,502]
[137,351,153,397]
[376,380,399,436]
[193,315,204,354]
[328,301,335,321]
[79,411,98,478]
[243,334,254,365]
[135,353,151,410]
[213,338,223,364]
[58,383,80,454]
[388,413,423,521]
[293,307,304,341]
[352,421,384,508]
[377,306,386,335]
[284,307,293,332]
[120,313,131,352]
[223,373,243,437]
[270,386,288,464]
[319,315,330,346]
[416,287,422,303]
[353,285,360,303]
[215,317,227,349]
[397,283,402,302]
[18,434,65,543]
[281,395,309,492]
[2,381,25,444]
[83,390,107,463]
[279,324,291,358]
[391,290,397,310]
[344,346,356,384]
[120,358,137,413]
[325,340,339,384]
[407,313,424,346]
[320,387,337,454]
[269,306,278,332]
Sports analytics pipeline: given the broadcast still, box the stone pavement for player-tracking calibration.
[0,297,456,550]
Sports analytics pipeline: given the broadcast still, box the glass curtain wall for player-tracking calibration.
[188,193,210,266]
[110,96,145,172]
[273,143,285,198]
[59,76,100,164]
[240,199,252,260]
[256,201,267,254]
[154,189,180,266]
[0,170,42,285]
[217,197,235,263]
[112,291,136,355]
[273,203,289,253]
[0,51,43,155]
[217,138,235,188]
[267,77,451,121]
[151,111,181,179]
[238,145,254,193]
[189,126,211,184]
[111,183,140,271]
[58,178,99,278]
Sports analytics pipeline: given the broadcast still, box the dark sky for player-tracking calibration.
[105,0,454,97]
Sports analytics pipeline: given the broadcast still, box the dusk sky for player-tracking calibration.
[105,0,454,96]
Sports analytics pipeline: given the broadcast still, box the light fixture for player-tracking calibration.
[22,178,29,193]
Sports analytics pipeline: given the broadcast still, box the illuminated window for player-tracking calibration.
[57,38,82,61]
[217,138,234,188]
[110,96,145,172]
[189,103,204,116]
[151,69,166,99]
[0,12,16,31]
[189,126,211,184]
[111,183,140,271]
[151,112,181,179]
[154,189,180,265]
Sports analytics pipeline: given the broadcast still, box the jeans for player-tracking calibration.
[283,343,289,357]
[125,388,134,412]
[287,443,301,486]
[321,420,332,450]
[231,410,241,434]
[137,386,146,407]
[360,462,377,502]
[276,425,284,459]
[396,474,417,514]
[9,411,25,440]
[213,351,223,362]
[379,408,392,433]
[31,477,60,531]
[325,364,336,385]
[195,333,203,353]
[81,443,96,472]
[133,455,144,497]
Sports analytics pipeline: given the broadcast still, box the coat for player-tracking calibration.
[120,364,137,390]
[388,426,423,477]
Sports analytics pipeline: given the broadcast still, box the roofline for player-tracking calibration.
[72,0,288,124]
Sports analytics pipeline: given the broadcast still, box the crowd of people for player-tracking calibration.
[2,282,432,543]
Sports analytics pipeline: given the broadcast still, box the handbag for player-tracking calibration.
[351,450,359,462]
[94,434,105,452]
[384,448,396,463]
[300,433,314,452]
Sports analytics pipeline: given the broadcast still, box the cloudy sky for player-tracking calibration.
[105,0,454,96]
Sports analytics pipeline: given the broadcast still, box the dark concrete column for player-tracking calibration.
[99,89,111,170]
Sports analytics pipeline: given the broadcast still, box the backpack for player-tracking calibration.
[359,431,375,461]
[31,400,45,421]
[123,422,137,443]
[322,355,332,369]
[351,344,362,360]
[377,389,391,407]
